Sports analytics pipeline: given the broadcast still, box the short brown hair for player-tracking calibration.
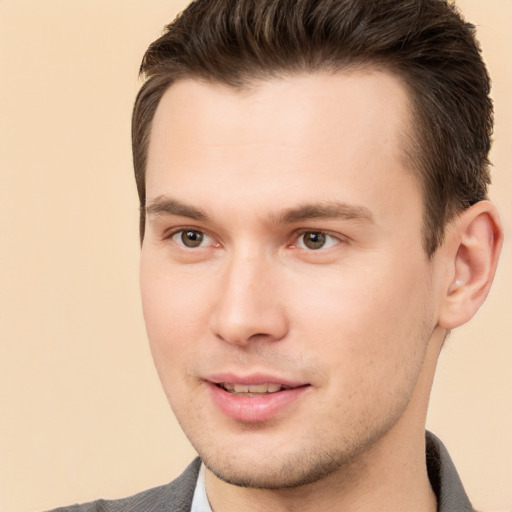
[132,0,492,255]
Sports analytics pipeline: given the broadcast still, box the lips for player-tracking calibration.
[207,374,310,422]
[218,382,289,395]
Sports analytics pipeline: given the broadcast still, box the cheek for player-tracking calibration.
[141,251,212,330]
[288,257,433,376]
[140,257,211,379]
[140,271,208,418]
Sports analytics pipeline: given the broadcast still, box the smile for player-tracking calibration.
[208,378,310,422]
[217,382,291,395]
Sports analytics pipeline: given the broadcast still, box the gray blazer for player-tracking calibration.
[49,458,200,512]
[48,432,475,511]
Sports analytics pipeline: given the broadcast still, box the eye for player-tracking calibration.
[172,229,211,248]
[296,231,339,250]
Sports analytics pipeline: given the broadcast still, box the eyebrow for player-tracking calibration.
[274,201,374,224]
[145,196,374,225]
[145,196,208,221]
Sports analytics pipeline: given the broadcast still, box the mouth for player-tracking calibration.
[216,382,293,396]
[207,376,310,422]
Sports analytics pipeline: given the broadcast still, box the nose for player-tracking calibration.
[209,250,289,346]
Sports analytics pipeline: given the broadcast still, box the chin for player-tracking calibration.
[198,436,373,490]
[205,454,341,489]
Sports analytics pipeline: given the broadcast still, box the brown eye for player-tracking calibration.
[179,230,205,248]
[301,232,327,250]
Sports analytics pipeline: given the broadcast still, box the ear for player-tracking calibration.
[438,201,503,330]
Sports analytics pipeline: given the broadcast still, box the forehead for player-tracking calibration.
[148,70,413,164]
[145,70,418,222]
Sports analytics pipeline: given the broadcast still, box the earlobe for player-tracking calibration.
[438,201,503,330]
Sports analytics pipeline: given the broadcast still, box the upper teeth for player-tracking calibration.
[221,383,284,393]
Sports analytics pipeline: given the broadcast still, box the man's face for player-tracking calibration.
[140,71,444,488]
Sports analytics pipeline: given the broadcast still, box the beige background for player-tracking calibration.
[0,1,510,511]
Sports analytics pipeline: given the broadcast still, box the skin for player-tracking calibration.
[140,71,502,511]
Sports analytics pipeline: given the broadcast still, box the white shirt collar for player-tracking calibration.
[191,463,213,512]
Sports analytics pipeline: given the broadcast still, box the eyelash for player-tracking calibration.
[165,227,343,252]
[293,230,341,251]
[167,228,216,248]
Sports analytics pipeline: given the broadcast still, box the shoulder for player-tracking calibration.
[47,458,201,512]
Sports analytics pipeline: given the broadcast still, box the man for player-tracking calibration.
[51,0,503,510]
